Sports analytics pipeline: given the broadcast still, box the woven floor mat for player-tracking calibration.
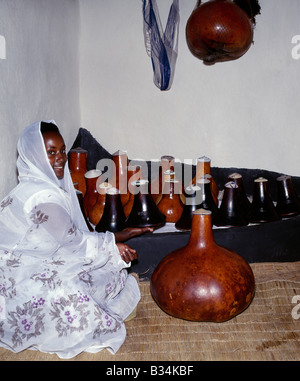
[0,262,299,361]
[250,262,300,284]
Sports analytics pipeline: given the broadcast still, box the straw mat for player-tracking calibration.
[0,262,299,361]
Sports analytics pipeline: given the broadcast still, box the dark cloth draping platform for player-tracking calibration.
[71,128,300,279]
[127,217,300,279]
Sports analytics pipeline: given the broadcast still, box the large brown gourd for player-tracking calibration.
[186,0,255,65]
[151,209,255,322]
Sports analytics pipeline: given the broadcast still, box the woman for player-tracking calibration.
[0,120,150,358]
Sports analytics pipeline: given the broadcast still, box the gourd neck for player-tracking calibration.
[188,209,215,248]
[162,179,180,198]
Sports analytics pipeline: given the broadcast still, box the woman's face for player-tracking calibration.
[42,131,67,179]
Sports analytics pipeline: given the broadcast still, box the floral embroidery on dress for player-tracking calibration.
[44,257,65,267]
[8,299,45,347]
[6,255,21,268]
[68,224,77,236]
[93,305,122,339]
[104,270,127,299]
[0,196,13,211]
[0,249,10,259]
[120,270,126,289]
[0,250,21,269]
[0,321,4,339]
[49,293,90,337]
[30,209,48,227]
[77,290,90,304]
[31,296,46,309]
[105,281,116,298]
[0,295,6,320]
[0,276,16,299]
[31,269,58,289]
[78,270,93,287]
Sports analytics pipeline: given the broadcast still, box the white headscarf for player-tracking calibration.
[16,120,89,232]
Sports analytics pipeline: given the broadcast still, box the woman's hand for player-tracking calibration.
[114,226,154,243]
[116,243,138,263]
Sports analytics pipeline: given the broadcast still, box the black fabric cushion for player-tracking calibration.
[71,128,300,279]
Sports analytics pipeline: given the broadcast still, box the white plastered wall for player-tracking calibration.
[0,0,81,198]
[79,0,300,177]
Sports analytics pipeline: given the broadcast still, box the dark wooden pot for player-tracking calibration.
[276,175,300,217]
[89,182,112,226]
[249,177,281,223]
[157,179,184,223]
[95,187,126,233]
[191,156,219,204]
[150,155,175,202]
[214,181,248,227]
[227,172,251,218]
[69,147,88,196]
[124,165,143,217]
[126,180,166,228]
[83,169,102,216]
[175,184,202,230]
[112,150,129,206]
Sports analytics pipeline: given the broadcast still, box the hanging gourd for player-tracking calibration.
[186,0,260,65]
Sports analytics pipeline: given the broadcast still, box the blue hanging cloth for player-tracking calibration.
[142,0,180,91]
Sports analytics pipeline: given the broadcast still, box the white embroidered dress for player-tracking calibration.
[0,121,140,358]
